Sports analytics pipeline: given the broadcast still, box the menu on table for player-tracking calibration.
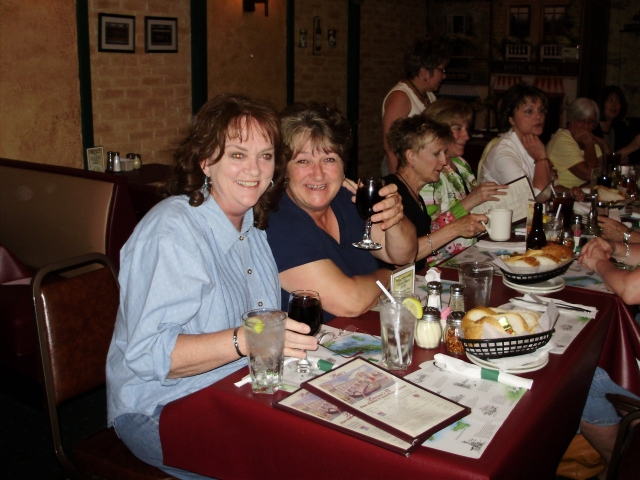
[298,358,471,445]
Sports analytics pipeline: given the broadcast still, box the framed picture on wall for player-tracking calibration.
[145,16,178,53]
[98,14,135,53]
[86,147,105,172]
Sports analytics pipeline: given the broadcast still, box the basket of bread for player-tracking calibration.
[460,306,554,359]
[498,243,574,285]
[592,185,629,206]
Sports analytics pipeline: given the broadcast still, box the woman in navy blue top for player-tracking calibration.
[266,103,417,322]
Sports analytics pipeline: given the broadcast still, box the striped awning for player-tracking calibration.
[491,75,522,92]
[534,77,565,95]
[437,84,480,99]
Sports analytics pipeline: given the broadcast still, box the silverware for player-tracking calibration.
[521,294,591,313]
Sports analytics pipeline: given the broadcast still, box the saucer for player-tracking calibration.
[466,352,549,373]
[502,276,565,295]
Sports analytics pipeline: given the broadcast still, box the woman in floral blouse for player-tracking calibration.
[420,100,507,265]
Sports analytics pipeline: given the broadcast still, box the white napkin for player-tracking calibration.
[574,202,590,215]
[514,227,527,236]
[487,342,553,371]
[431,354,533,390]
[476,240,526,252]
[609,208,622,222]
[423,267,442,283]
[509,294,597,319]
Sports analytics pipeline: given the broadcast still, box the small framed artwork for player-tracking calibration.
[98,14,135,53]
[145,16,178,53]
[86,147,105,172]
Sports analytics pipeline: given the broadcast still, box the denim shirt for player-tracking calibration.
[106,195,280,424]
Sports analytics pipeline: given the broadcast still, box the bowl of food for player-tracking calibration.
[499,244,574,285]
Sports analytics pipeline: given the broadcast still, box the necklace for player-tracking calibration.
[395,172,423,208]
[408,79,430,104]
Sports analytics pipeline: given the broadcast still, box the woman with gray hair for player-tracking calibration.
[547,97,612,188]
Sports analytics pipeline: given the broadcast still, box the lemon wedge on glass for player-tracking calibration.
[401,297,423,319]
[244,317,264,334]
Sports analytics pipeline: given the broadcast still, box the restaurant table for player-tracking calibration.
[160,271,616,480]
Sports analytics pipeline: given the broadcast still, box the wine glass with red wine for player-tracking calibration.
[353,177,384,250]
[287,290,323,374]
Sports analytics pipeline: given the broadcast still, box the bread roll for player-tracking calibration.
[462,307,541,339]
[593,185,626,203]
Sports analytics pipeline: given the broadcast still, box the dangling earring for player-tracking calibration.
[203,176,211,191]
[270,180,274,188]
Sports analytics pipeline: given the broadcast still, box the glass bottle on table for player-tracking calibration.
[580,195,601,249]
[597,155,612,188]
[448,284,465,313]
[526,202,547,250]
[426,281,442,310]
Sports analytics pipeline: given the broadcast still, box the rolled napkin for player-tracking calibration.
[509,294,597,319]
[476,240,526,252]
[432,353,533,390]
[423,267,442,283]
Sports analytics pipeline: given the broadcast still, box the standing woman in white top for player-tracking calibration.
[382,37,449,175]
[480,84,556,195]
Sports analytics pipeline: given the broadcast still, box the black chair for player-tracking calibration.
[605,393,640,480]
[32,253,175,480]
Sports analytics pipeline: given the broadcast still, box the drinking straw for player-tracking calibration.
[376,281,396,303]
[376,281,403,364]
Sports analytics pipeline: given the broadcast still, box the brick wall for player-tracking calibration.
[358,0,427,178]
[89,0,191,166]
[293,1,348,112]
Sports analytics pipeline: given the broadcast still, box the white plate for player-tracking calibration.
[466,352,549,373]
[502,276,565,295]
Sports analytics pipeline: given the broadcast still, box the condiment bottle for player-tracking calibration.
[415,307,441,349]
[444,311,465,356]
[561,210,575,251]
[581,195,601,249]
[449,284,465,313]
[106,151,115,172]
[426,281,442,310]
[572,215,583,253]
[133,154,142,170]
[526,202,547,250]
[113,152,121,172]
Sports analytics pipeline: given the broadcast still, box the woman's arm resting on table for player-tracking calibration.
[598,216,640,244]
[382,90,412,174]
[280,259,391,318]
[369,183,418,265]
[579,238,640,304]
[168,320,318,378]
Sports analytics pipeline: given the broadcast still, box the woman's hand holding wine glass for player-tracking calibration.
[287,290,323,374]
[353,177,385,249]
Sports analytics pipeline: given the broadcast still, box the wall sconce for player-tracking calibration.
[243,0,268,17]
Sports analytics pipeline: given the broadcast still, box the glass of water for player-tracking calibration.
[458,262,494,309]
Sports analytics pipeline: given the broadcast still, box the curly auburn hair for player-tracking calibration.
[386,115,454,169]
[423,98,474,128]
[161,93,284,229]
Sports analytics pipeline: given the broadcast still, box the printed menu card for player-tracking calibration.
[284,358,470,451]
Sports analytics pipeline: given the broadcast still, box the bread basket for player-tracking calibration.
[460,329,554,359]
[499,259,574,285]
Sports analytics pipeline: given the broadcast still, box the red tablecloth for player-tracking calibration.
[160,277,617,480]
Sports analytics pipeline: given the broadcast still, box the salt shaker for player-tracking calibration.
[426,281,442,310]
[415,307,441,349]
[133,154,142,170]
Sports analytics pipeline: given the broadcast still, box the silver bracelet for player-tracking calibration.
[623,227,633,244]
[233,326,245,358]
[616,242,630,264]
[426,234,436,257]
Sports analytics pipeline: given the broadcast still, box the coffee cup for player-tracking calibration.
[481,209,512,242]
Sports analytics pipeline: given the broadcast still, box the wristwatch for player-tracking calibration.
[623,227,633,244]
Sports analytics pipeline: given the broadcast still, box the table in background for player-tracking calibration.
[160,279,613,480]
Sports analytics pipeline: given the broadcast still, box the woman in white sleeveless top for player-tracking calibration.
[382,37,448,175]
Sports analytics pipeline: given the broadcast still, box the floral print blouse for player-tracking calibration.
[419,156,478,266]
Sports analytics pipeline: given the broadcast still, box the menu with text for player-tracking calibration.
[470,176,534,222]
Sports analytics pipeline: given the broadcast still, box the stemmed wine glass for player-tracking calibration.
[287,290,323,374]
[353,177,384,250]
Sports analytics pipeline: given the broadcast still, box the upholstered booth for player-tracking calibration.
[0,158,137,381]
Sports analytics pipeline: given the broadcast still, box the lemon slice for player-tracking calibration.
[401,297,423,319]
[244,317,264,334]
